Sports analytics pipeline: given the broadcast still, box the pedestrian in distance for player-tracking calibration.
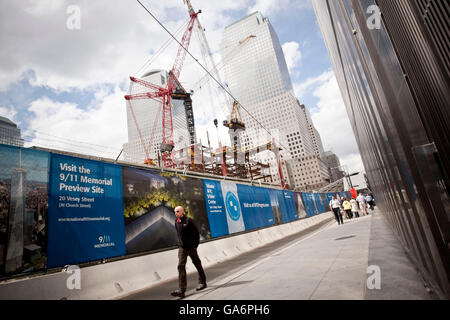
[171,206,207,298]
[329,195,344,225]
[366,194,374,211]
[350,197,360,218]
[338,195,345,217]
[356,193,368,215]
[342,198,353,219]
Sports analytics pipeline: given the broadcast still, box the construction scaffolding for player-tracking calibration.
[171,142,275,183]
[168,74,276,184]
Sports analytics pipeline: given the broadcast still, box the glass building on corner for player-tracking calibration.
[0,116,24,147]
[312,0,450,298]
[123,70,195,164]
[220,12,329,190]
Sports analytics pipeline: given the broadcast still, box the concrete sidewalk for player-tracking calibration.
[364,209,434,299]
[121,208,433,300]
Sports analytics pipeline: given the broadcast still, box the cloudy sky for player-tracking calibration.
[0,0,364,173]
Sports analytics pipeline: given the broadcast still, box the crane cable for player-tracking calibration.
[133,18,190,77]
[21,128,121,151]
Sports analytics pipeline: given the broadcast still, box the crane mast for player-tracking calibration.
[183,0,231,108]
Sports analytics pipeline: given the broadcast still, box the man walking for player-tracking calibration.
[365,194,374,211]
[329,195,344,225]
[171,206,207,298]
[356,193,368,215]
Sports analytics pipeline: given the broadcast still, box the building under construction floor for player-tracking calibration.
[169,142,276,183]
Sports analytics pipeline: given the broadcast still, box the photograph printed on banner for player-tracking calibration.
[0,145,49,277]
[122,166,211,255]
[293,192,307,219]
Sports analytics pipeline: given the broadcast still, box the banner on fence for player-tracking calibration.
[203,180,245,237]
[122,167,210,255]
[293,192,307,219]
[47,154,126,268]
[1,144,349,277]
[203,180,278,237]
[238,185,274,231]
[301,193,317,217]
[313,193,326,214]
[268,190,298,224]
[0,145,49,275]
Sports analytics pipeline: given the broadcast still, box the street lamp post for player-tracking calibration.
[330,165,354,190]
[342,165,354,190]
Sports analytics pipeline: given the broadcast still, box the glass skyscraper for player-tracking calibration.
[123,70,195,164]
[312,0,450,298]
[221,12,329,190]
[0,116,24,147]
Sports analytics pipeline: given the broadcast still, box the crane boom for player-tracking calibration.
[167,10,200,93]
[129,76,165,92]
[125,7,200,167]
[183,0,232,108]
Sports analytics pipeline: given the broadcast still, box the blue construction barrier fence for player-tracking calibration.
[0,144,351,277]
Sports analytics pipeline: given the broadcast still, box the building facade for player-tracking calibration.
[300,103,325,158]
[221,12,329,190]
[322,150,344,182]
[123,70,195,164]
[285,154,330,191]
[0,116,24,147]
[312,0,450,298]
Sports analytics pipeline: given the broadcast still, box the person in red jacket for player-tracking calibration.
[170,206,207,298]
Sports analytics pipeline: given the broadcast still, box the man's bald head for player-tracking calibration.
[174,206,185,219]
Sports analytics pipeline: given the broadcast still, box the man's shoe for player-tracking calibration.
[196,283,207,291]
[170,289,185,298]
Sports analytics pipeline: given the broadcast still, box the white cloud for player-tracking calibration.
[0,0,252,154]
[0,106,18,123]
[248,0,288,15]
[282,41,302,72]
[0,0,322,166]
[340,153,365,173]
[25,88,127,159]
[0,0,250,92]
[293,70,333,100]
[247,0,311,15]
[24,0,64,16]
[301,70,364,172]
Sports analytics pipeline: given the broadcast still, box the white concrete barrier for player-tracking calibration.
[0,212,333,300]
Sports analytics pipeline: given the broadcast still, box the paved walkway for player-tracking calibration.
[121,208,432,300]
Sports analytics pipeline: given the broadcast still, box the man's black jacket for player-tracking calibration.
[175,215,200,250]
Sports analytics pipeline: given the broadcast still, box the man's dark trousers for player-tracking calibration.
[332,207,343,224]
[178,247,206,292]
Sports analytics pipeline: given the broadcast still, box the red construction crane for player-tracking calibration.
[125,9,201,167]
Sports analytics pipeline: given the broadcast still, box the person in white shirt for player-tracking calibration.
[329,195,344,225]
[350,198,360,218]
[365,194,374,210]
[356,193,367,215]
